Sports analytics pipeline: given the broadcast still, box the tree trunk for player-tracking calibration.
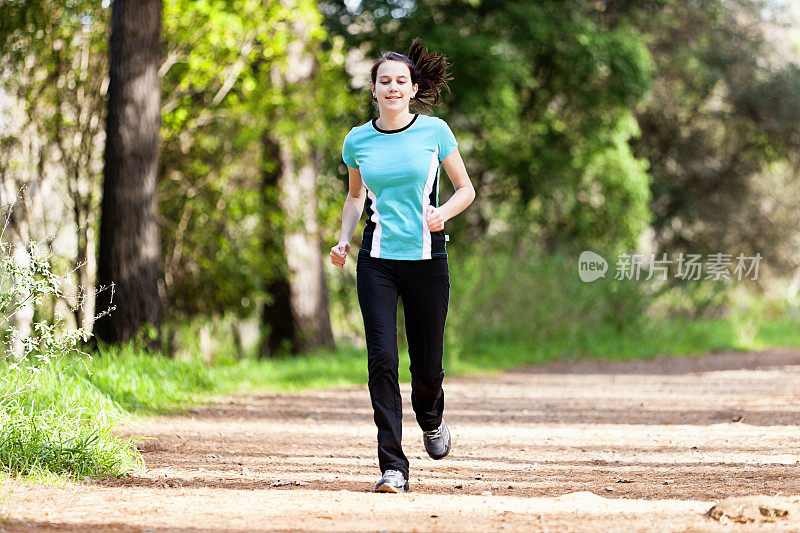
[94,0,163,347]
[258,134,298,358]
[256,3,335,355]
[258,136,333,356]
[277,141,335,352]
[277,3,334,352]
[260,279,297,357]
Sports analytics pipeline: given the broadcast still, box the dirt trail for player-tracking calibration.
[3,348,800,532]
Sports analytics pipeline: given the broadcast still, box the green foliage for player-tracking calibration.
[159,0,358,318]
[445,316,765,375]
[86,340,216,413]
[158,0,282,316]
[620,0,800,276]
[0,239,91,395]
[0,0,108,209]
[324,0,654,250]
[445,239,652,362]
[443,240,799,373]
[0,363,142,478]
[0,235,141,478]
[3,0,799,373]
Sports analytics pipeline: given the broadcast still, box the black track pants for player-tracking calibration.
[356,253,450,481]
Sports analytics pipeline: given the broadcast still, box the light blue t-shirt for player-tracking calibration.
[342,113,458,260]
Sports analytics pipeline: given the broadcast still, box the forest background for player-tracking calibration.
[3,0,800,477]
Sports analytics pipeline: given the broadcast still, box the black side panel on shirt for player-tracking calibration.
[361,189,376,256]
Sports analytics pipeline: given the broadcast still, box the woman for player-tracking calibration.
[330,37,475,493]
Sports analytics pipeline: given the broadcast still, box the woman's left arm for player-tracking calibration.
[426,148,476,232]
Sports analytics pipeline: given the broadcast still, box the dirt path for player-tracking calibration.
[3,348,800,532]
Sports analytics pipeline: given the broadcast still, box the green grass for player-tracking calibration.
[0,362,144,479]
[751,314,800,347]
[72,312,800,414]
[446,317,754,375]
[85,340,217,413]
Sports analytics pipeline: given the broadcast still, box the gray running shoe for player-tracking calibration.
[423,420,451,459]
[374,469,410,493]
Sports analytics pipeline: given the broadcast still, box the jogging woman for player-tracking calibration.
[330,38,475,493]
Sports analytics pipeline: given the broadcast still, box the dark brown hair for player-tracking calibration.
[370,37,454,113]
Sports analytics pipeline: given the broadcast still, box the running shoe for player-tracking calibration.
[374,469,410,493]
[423,420,451,459]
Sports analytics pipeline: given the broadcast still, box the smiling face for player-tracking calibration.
[371,60,418,114]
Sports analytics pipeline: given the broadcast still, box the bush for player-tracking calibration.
[0,237,142,478]
[447,239,652,361]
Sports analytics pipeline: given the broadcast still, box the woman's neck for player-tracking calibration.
[376,110,415,130]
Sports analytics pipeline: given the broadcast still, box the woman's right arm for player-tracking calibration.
[330,165,366,268]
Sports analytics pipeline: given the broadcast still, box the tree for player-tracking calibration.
[94,0,163,345]
[0,1,109,349]
[604,0,800,280]
[322,0,654,252]
[268,0,335,353]
[157,0,354,356]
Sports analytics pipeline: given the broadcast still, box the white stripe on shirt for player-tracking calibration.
[421,148,439,260]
